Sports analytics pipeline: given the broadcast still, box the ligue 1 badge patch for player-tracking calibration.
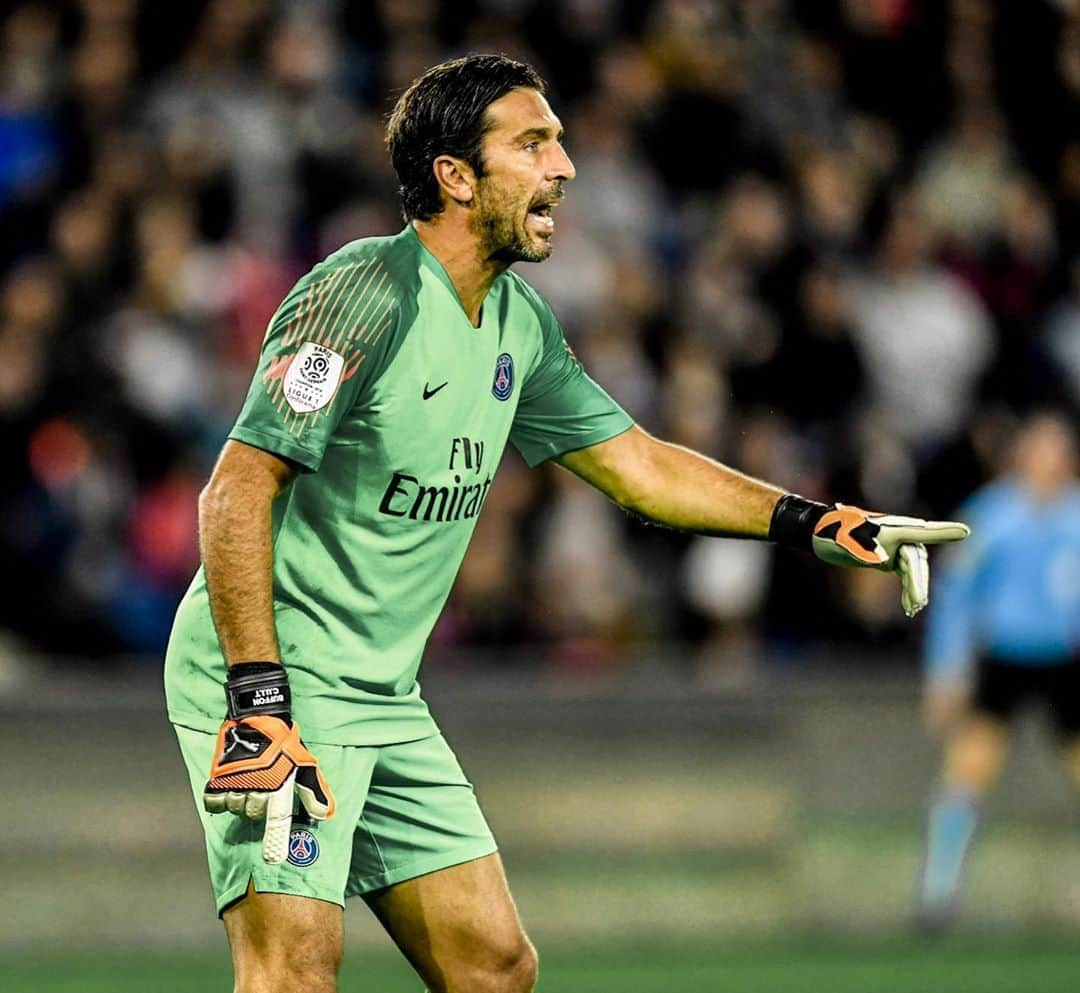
[287,828,320,867]
[492,352,514,401]
[283,341,345,414]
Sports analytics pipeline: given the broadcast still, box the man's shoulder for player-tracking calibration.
[311,227,422,291]
[275,229,421,387]
[500,270,559,341]
[502,269,553,316]
[285,228,426,349]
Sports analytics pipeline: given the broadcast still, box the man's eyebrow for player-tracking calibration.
[511,125,565,143]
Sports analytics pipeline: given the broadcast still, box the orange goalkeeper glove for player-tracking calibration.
[204,662,335,864]
[769,495,970,617]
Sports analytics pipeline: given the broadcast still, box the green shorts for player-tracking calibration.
[174,724,498,915]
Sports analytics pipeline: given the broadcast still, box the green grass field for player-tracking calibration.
[7,938,1080,993]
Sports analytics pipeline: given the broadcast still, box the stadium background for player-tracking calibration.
[2,0,1078,990]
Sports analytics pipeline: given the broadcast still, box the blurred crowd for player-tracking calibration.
[0,0,1077,671]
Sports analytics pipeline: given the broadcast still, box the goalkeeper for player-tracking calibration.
[165,54,969,993]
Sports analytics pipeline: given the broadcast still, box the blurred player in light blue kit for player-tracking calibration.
[917,411,1080,930]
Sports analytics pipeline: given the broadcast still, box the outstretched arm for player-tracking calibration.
[557,425,784,538]
[557,426,969,616]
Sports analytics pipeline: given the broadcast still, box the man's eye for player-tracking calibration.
[524,141,540,152]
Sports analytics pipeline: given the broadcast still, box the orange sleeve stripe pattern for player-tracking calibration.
[258,257,399,437]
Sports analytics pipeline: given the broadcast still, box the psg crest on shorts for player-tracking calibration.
[287,828,320,867]
[492,353,514,401]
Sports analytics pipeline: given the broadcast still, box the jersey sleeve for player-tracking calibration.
[510,302,634,468]
[228,257,400,471]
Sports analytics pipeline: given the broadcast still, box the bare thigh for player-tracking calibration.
[224,882,345,993]
[363,852,537,993]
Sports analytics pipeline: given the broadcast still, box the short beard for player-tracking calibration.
[473,199,551,265]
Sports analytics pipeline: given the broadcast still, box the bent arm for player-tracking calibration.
[556,425,785,538]
[199,440,297,666]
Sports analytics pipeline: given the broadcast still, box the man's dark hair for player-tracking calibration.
[386,54,545,222]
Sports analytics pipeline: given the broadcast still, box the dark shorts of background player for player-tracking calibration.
[972,654,1080,738]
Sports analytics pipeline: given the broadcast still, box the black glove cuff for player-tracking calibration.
[225,661,291,720]
[768,494,830,551]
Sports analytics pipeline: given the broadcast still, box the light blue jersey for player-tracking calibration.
[923,479,1080,682]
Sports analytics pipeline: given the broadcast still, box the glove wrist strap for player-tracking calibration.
[225,661,291,720]
[769,494,830,551]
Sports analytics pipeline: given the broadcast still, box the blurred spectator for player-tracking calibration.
[793,150,870,257]
[849,193,993,450]
[915,102,1014,253]
[1045,260,1080,408]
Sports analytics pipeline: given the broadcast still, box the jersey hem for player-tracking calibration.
[168,710,441,747]
[228,425,323,472]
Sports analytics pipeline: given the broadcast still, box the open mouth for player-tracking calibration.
[527,203,555,231]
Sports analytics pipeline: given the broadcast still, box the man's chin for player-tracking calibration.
[519,241,553,263]
[491,236,552,264]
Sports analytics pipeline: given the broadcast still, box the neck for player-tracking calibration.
[412,217,505,326]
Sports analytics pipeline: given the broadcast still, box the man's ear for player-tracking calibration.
[432,155,475,207]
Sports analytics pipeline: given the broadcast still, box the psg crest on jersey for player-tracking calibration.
[287,828,320,867]
[492,352,514,401]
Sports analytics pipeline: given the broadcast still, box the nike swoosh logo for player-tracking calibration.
[423,381,448,400]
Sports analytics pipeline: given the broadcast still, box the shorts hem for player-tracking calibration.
[347,842,499,897]
[214,871,347,918]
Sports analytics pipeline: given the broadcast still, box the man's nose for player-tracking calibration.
[549,146,575,182]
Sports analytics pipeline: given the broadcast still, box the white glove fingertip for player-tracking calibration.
[919,544,930,611]
[896,544,912,615]
[878,521,970,554]
[262,772,296,865]
[204,793,226,814]
[226,791,247,816]
[898,544,929,617]
[245,791,269,820]
[295,781,331,822]
[920,521,970,544]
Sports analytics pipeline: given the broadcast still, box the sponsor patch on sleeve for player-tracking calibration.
[283,342,345,413]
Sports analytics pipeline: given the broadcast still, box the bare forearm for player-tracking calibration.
[200,443,293,666]
[559,428,785,538]
[560,427,970,618]
[623,439,784,537]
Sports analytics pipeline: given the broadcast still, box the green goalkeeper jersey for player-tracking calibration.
[165,224,633,745]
